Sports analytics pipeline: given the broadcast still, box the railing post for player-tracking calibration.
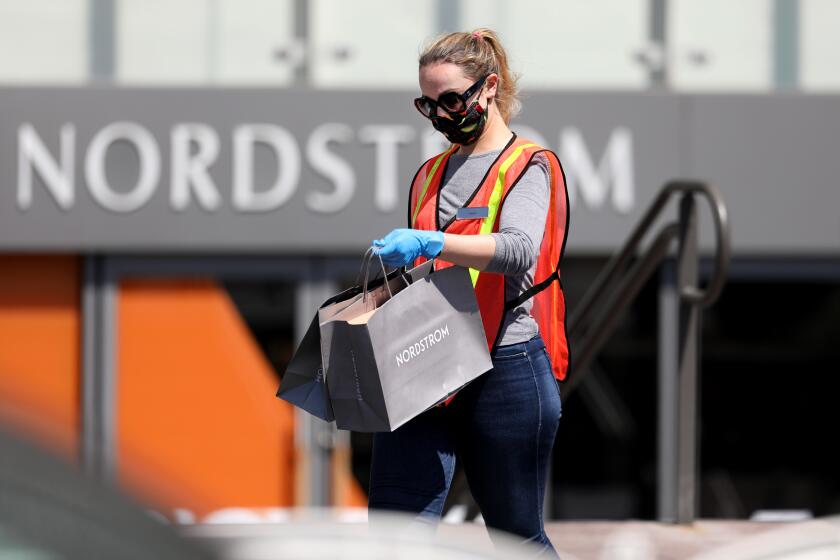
[676,193,701,524]
[570,181,728,523]
[657,258,679,522]
[81,255,118,484]
[658,193,703,524]
[294,266,338,507]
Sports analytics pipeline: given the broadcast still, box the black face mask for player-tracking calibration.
[430,100,488,146]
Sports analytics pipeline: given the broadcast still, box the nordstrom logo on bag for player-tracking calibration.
[395,324,450,367]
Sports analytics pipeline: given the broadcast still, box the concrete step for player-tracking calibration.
[180,514,840,559]
[544,519,840,559]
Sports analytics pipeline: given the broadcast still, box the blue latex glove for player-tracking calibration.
[372,228,445,267]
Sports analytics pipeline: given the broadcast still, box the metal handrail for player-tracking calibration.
[564,223,679,394]
[566,180,731,383]
[561,180,731,525]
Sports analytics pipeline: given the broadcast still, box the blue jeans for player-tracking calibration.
[369,335,562,556]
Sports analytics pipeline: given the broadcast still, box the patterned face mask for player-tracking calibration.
[429,100,488,145]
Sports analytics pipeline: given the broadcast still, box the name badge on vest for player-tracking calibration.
[455,206,489,220]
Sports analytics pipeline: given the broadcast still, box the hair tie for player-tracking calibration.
[472,31,482,42]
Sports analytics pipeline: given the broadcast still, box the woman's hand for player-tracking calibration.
[372,229,445,267]
[372,229,497,270]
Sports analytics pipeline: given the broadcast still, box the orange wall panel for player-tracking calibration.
[116,279,295,518]
[0,256,80,460]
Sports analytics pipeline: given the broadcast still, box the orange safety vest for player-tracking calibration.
[408,134,571,382]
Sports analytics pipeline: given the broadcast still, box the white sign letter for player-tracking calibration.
[17,123,75,210]
[85,122,161,213]
[306,123,355,214]
[560,127,634,214]
[232,124,300,212]
[170,123,221,211]
[359,125,415,212]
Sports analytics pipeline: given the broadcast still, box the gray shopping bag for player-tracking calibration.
[318,253,417,378]
[326,261,493,432]
[277,250,407,421]
[276,294,359,421]
[276,314,333,420]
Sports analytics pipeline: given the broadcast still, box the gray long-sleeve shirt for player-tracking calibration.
[437,147,550,346]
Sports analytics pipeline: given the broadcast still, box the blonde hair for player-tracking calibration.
[419,28,521,123]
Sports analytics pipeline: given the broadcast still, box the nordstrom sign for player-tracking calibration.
[15,121,635,216]
[5,89,834,255]
[1,88,717,253]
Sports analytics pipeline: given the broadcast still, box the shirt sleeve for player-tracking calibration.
[485,154,551,276]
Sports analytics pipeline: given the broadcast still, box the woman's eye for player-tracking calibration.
[441,96,460,110]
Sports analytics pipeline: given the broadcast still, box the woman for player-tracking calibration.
[370,28,570,556]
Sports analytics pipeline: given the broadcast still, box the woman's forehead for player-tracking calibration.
[419,62,472,95]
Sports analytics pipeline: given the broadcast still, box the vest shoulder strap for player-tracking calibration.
[408,146,457,227]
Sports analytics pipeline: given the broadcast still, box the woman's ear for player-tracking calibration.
[484,73,499,100]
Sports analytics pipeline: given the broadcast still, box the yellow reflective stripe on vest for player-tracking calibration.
[411,148,455,227]
[469,143,538,286]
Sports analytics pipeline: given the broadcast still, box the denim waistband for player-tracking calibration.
[491,334,546,357]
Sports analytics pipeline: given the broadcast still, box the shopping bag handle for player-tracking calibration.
[355,247,392,286]
[360,249,410,304]
[355,247,376,287]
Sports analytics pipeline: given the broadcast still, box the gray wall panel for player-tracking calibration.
[688,95,840,255]
[1,88,837,256]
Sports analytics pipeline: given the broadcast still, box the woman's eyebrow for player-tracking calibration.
[420,88,456,100]
[424,82,465,98]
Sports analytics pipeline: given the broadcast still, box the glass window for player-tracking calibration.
[669,0,772,91]
[800,0,840,91]
[215,0,297,85]
[116,0,297,86]
[462,0,651,90]
[116,0,211,84]
[309,0,436,89]
[0,0,87,84]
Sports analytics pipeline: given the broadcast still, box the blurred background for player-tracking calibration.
[0,0,839,535]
